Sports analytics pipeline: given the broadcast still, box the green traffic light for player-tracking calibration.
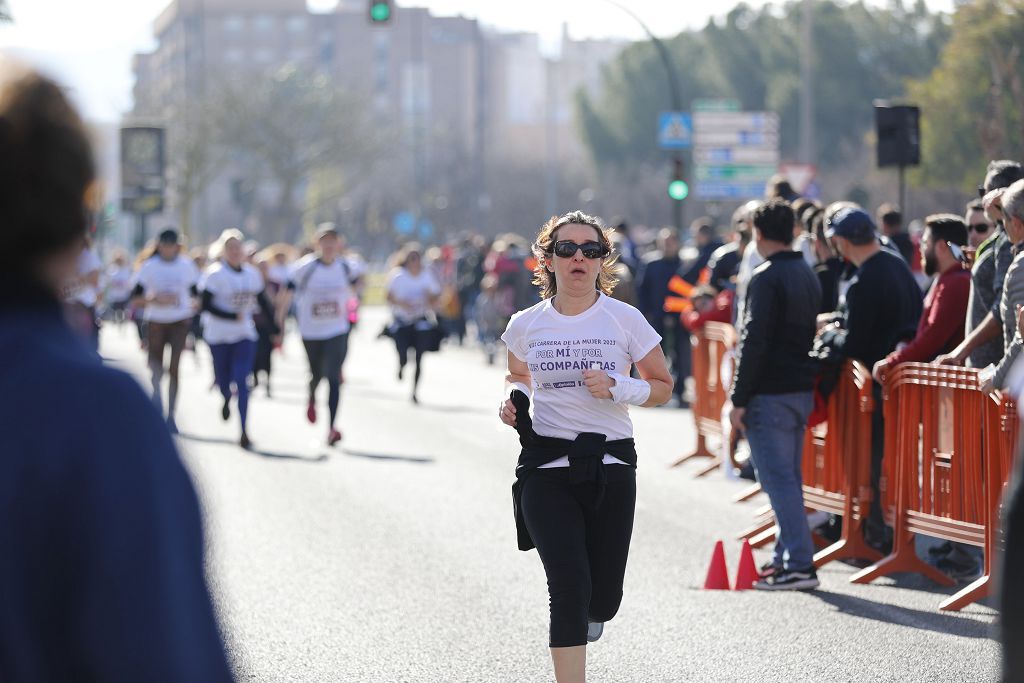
[668,179,689,201]
[370,2,391,21]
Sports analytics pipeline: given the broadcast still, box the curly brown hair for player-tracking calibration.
[531,210,619,299]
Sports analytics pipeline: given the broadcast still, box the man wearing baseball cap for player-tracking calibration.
[814,205,923,552]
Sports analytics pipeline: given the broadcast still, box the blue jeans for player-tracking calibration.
[744,392,814,571]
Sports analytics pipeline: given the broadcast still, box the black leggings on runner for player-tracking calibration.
[521,465,637,648]
[394,323,427,396]
[302,332,349,426]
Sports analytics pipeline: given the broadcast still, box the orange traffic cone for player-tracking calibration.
[703,540,731,590]
[734,539,759,591]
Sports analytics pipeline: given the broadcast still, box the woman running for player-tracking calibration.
[61,236,102,350]
[201,229,279,450]
[131,229,200,434]
[386,244,441,404]
[103,250,134,327]
[498,211,673,683]
[279,224,363,445]
[252,258,280,397]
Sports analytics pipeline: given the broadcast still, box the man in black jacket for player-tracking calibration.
[816,206,923,550]
[729,199,822,591]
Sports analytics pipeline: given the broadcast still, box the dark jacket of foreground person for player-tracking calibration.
[0,276,234,682]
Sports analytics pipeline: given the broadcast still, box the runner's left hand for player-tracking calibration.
[583,369,615,400]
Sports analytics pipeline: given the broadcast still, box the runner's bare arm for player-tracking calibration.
[505,350,531,388]
[634,344,673,407]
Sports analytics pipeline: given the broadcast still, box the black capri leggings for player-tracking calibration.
[521,465,637,648]
[302,332,349,423]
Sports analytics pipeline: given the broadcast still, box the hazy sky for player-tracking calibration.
[0,0,955,122]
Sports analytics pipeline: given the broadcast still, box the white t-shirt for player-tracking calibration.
[387,268,441,323]
[290,255,359,340]
[63,247,103,307]
[136,255,199,324]
[501,293,662,468]
[200,261,263,345]
[269,263,291,286]
[103,265,134,303]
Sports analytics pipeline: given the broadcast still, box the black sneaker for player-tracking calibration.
[221,398,231,421]
[586,620,604,643]
[754,567,819,591]
[758,561,782,579]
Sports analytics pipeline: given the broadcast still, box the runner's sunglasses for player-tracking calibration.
[551,240,609,259]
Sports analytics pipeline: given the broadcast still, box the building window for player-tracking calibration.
[253,14,274,33]
[223,15,244,33]
[224,48,243,64]
[254,48,274,63]
[286,16,307,33]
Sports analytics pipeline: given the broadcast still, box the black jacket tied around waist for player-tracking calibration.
[509,389,637,551]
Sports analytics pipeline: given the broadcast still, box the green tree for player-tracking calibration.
[576,1,949,172]
[220,66,376,242]
[908,0,1024,189]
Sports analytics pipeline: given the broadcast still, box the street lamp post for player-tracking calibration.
[599,0,685,232]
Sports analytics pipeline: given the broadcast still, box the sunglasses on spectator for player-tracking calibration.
[967,223,991,233]
[552,240,609,259]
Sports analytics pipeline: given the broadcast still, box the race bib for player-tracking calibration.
[312,300,341,319]
[154,291,181,307]
[232,292,256,310]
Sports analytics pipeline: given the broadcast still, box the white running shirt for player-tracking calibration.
[200,261,263,344]
[501,293,662,468]
[290,255,360,340]
[136,255,200,324]
[387,268,441,324]
[63,247,103,307]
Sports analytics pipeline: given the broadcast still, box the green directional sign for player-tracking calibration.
[695,164,778,182]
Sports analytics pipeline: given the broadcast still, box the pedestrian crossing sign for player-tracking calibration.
[658,112,693,150]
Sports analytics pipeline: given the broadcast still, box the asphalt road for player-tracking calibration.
[101,306,1001,682]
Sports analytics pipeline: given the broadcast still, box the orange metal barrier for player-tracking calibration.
[737,361,883,567]
[673,322,735,474]
[850,363,1017,611]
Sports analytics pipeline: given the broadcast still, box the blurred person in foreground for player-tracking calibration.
[1000,306,1024,683]
[872,215,970,384]
[728,199,822,590]
[0,59,232,681]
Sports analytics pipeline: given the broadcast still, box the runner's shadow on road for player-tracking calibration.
[178,433,329,463]
[806,590,996,639]
[342,449,434,464]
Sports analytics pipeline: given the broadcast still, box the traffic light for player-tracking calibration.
[668,159,689,201]
[369,0,392,23]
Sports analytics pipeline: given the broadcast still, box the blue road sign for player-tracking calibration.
[658,112,692,150]
[394,211,415,235]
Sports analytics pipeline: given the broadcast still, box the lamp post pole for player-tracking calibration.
[600,0,685,231]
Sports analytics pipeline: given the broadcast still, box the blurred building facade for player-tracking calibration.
[130,0,624,247]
